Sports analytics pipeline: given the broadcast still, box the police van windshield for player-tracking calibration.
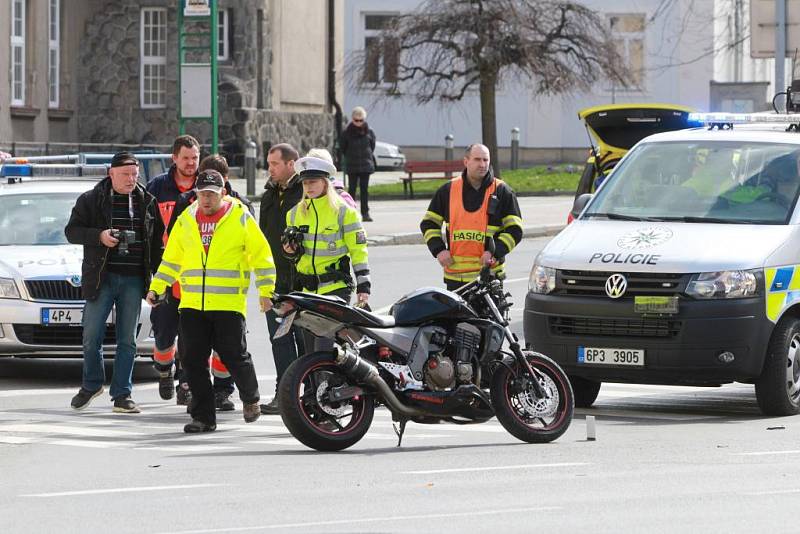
[582,141,800,224]
[0,192,79,245]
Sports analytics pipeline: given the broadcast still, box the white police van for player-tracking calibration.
[525,112,800,415]
[0,161,154,358]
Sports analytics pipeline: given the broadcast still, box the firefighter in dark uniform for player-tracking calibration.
[420,143,523,290]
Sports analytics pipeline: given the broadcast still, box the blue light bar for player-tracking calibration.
[0,164,33,178]
[688,112,800,125]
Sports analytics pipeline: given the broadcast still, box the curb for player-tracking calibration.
[367,223,565,247]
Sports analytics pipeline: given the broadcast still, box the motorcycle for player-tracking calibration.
[273,266,574,451]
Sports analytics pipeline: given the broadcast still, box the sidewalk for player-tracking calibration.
[229,174,572,247]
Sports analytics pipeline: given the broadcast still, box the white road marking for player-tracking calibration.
[401,462,589,475]
[733,450,800,456]
[153,506,562,533]
[20,483,230,498]
[0,423,146,436]
[0,435,35,444]
[0,374,276,398]
[742,489,800,496]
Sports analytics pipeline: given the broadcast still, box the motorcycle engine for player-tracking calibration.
[423,323,482,391]
[423,354,455,391]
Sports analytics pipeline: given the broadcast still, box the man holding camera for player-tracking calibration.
[258,143,305,415]
[65,152,162,413]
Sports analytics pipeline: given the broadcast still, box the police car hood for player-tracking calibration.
[0,245,83,279]
[541,220,793,273]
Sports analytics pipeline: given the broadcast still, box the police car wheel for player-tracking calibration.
[755,316,800,416]
[568,375,602,408]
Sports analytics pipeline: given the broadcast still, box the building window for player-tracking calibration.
[362,14,399,85]
[140,7,167,109]
[608,13,645,89]
[217,8,230,61]
[10,0,25,106]
[48,0,60,108]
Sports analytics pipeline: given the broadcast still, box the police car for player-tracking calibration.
[0,162,154,358]
[525,112,800,415]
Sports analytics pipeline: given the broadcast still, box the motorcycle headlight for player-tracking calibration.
[529,263,556,294]
[0,277,20,299]
[685,270,759,299]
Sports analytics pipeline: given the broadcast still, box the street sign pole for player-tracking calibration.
[178,0,218,153]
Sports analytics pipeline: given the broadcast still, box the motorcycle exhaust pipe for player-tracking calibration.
[335,345,433,418]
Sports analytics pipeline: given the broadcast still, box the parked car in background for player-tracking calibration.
[570,104,694,221]
[374,141,406,171]
[0,162,155,359]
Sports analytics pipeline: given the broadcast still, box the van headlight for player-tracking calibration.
[529,263,557,294]
[0,278,20,299]
[685,270,759,299]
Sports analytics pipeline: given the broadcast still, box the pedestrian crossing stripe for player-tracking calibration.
[0,383,760,451]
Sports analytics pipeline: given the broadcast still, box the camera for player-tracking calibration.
[281,225,307,258]
[111,229,136,256]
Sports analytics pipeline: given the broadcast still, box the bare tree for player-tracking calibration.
[348,0,630,171]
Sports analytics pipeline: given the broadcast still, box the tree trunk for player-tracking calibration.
[479,71,499,177]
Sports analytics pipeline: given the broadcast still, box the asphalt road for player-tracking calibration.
[2,239,800,533]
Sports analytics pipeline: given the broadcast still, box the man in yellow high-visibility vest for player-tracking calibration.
[147,170,276,433]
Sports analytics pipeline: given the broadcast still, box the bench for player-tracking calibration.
[402,160,464,199]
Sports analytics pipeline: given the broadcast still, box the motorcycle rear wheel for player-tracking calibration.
[491,351,574,443]
[278,352,375,451]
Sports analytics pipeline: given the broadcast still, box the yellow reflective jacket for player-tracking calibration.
[150,201,276,315]
[287,196,370,295]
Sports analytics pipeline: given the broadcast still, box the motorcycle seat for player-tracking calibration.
[352,308,395,328]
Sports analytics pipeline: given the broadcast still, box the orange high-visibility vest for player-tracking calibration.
[446,177,501,277]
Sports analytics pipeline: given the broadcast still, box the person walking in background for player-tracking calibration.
[339,106,376,222]
[65,152,162,413]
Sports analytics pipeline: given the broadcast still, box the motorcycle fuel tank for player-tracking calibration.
[390,287,476,326]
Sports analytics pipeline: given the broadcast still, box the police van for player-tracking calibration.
[0,161,155,359]
[525,112,800,415]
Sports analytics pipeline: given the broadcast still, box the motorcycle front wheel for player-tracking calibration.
[490,351,574,443]
[278,352,375,451]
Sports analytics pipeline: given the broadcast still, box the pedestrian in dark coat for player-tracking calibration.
[339,106,376,221]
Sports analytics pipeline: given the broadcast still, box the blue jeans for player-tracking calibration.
[81,272,143,399]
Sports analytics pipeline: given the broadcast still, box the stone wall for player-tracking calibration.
[74,0,334,162]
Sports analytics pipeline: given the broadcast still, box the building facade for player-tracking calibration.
[1,0,345,161]
[343,0,716,164]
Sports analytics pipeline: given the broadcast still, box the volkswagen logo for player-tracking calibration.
[67,275,82,288]
[605,273,627,298]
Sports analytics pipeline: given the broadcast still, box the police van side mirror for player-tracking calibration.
[571,193,594,220]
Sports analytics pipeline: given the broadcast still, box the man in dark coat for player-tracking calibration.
[258,143,305,414]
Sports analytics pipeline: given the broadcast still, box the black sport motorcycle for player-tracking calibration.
[273,267,574,451]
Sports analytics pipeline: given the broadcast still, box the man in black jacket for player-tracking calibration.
[259,143,305,415]
[65,152,162,413]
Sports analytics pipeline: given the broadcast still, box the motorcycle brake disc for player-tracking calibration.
[517,374,559,418]
[316,380,348,417]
